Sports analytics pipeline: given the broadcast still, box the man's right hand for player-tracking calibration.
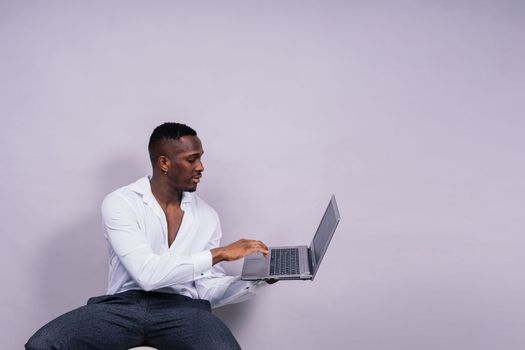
[211,239,269,265]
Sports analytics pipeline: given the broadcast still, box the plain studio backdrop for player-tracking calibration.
[1,1,524,349]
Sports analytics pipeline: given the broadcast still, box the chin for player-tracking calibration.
[186,185,198,192]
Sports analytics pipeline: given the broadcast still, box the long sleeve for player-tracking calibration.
[102,193,212,291]
[195,264,265,308]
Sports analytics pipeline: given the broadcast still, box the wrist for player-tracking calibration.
[211,247,225,265]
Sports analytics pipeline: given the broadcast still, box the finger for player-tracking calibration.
[245,243,268,257]
[256,243,269,256]
[258,240,269,251]
[250,240,268,252]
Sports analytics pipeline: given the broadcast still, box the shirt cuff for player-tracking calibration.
[192,250,213,278]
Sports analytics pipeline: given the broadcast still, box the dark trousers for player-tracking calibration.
[25,290,241,350]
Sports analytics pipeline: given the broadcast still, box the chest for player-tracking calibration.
[165,207,184,247]
[135,201,215,253]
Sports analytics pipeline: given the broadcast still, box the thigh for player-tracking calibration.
[26,294,145,350]
[145,296,240,350]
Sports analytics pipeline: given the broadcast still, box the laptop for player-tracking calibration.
[241,195,341,281]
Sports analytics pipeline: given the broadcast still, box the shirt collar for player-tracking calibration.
[181,191,194,206]
[130,176,194,208]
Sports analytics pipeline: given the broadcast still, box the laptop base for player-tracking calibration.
[241,246,312,281]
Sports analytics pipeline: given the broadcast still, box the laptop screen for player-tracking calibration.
[309,195,340,278]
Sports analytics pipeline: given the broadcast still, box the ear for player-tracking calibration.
[158,155,170,173]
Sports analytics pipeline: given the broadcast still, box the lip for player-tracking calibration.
[192,175,202,184]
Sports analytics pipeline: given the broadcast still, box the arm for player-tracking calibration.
[211,239,269,265]
[195,219,271,308]
[102,193,211,291]
[102,193,269,292]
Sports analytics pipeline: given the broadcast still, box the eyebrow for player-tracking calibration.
[186,151,204,157]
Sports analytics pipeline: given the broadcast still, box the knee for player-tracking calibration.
[189,310,240,349]
[25,331,57,350]
[188,309,225,331]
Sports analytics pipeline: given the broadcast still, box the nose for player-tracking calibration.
[196,159,204,172]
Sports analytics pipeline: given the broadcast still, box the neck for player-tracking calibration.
[150,174,182,208]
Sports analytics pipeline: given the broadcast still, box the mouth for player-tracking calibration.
[192,174,202,184]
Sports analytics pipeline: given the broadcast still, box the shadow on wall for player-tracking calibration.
[33,156,145,321]
[213,299,256,340]
[35,214,108,318]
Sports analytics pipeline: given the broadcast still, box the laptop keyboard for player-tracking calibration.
[269,248,300,276]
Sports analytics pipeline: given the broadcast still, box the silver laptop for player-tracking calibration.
[241,195,341,281]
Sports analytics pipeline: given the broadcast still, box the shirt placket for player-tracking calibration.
[170,202,193,250]
[149,200,169,250]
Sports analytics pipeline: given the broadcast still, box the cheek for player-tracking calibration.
[179,164,194,176]
[172,162,192,173]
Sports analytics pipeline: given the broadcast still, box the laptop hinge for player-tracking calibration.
[306,247,315,276]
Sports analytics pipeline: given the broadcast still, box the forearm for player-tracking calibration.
[211,247,227,265]
[118,249,211,291]
[210,239,269,265]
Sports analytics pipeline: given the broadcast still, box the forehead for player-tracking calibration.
[165,135,203,155]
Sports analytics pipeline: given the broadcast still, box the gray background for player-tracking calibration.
[1,1,524,349]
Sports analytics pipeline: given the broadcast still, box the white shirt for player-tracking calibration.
[101,176,262,308]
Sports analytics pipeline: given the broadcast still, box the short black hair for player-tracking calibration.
[148,122,197,165]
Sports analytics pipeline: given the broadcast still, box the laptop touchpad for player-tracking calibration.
[242,253,269,278]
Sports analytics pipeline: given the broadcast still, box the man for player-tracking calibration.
[26,122,271,349]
